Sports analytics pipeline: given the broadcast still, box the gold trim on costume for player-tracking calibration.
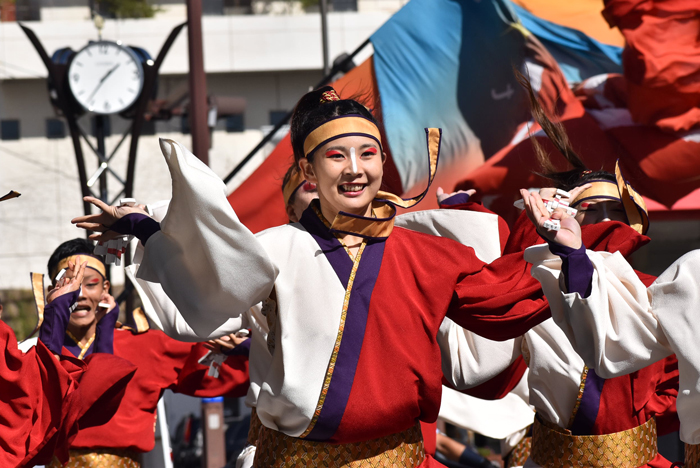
[300,242,366,438]
[247,408,264,446]
[303,116,382,157]
[52,255,106,282]
[506,433,532,468]
[25,272,46,340]
[531,415,658,467]
[49,448,140,468]
[615,161,649,235]
[686,443,700,468]
[118,308,151,334]
[0,190,20,202]
[65,330,96,360]
[567,366,589,429]
[255,422,425,467]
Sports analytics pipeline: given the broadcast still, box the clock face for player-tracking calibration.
[68,41,145,115]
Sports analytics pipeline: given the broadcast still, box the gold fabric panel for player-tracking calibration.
[299,243,366,438]
[247,408,264,446]
[48,449,140,468]
[0,190,20,202]
[303,117,383,157]
[531,416,657,467]
[567,366,589,429]
[506,434,532,468]
[615,161,649,235]
[254,422,425,467]
[282,169,305,207]
[686,443,700,468]
[27,272,46,339]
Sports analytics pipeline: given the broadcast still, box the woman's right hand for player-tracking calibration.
[520,189,582,249]
[71,196,149,242]
[47,260,86,304]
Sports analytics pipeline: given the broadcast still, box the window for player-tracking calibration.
[46,118,66,139]
[0,120,20,140]
[226,114,245,132]
[269,110,288,127]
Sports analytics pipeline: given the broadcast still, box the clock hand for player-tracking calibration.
[87,63,121,103]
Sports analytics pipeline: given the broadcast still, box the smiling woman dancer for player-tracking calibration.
[72,87,545,467]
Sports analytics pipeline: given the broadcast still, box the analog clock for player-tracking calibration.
[67,41,145,115]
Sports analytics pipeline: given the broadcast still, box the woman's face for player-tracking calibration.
[299,135,384,219]
[574,198,627,226]
[64,267,110,328]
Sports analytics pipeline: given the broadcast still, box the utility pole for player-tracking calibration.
[186,0,209,165]
[319,0,330,75]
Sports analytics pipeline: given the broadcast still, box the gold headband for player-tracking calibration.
[303,115,382,158]
[569,164,649,235]
[51,254,106,282]
[570,180,621,207]
[282,168,306,207]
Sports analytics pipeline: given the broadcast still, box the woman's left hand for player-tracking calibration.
[204,333,248,354]
[71,196,149,242]
[520,189,582,249]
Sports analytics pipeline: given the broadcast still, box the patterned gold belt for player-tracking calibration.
[686,443,700,468]
[247,407,264,446]
[48,448,140,468]
[506,433,532,468]
[531,415,657,467]
[253,421,426,467]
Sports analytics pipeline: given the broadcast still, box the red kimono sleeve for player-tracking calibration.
[0,321,136,468]
[162,337,250,399]
[446,221,650,341]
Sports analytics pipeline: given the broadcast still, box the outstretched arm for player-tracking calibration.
[73,139,277,340]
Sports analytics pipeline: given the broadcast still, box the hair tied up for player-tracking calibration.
[320,90,341,103]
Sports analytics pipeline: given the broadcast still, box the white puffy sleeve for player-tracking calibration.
[438,317,522,389]
[133,139,277,339]
[528,244,672,378]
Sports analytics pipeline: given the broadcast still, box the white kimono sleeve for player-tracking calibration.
[134,139,277,340]
[438,317,522,389]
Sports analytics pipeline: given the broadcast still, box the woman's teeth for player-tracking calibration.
[340,184,365,193]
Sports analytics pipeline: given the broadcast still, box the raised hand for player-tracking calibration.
[520,189,582,249]
[71,196,149,242]
[47,260,87,304]
[436,186,476,204]
[96,292,117,323]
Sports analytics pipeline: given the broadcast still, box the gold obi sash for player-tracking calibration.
[531,415,657,467]
[506,432,532,468]
[49,448,140,468]
[254,422,426,467]
[247,407,264,446]
[686,443,700,468]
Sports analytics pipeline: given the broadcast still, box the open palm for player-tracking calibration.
[520,189,582,249]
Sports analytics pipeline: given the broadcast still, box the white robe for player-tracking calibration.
[529,246,699,444]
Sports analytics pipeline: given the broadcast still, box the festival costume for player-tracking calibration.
[37,268,250,467]
[438,193,678,467]
[0,320,136,468]
[115,112,571,466]
[530,246,700,448]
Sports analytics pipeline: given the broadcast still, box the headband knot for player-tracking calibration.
[320,90,340,103]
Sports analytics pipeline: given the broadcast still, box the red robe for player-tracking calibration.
[63,328,250,453]
[0,321,136,467]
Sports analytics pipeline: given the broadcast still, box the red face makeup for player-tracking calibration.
[325,150,343,158]
[363,147,378,155]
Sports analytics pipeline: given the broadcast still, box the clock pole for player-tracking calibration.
[186,0,209,166]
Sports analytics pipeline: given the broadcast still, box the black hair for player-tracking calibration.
[47,238,104,280]
[514,69,615,192]
[290,86,379,164]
